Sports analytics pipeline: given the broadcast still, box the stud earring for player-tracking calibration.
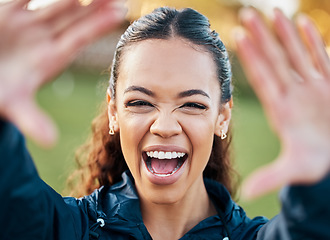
[221,130,227,140]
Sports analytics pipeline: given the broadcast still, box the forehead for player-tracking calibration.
[117,38,220,96]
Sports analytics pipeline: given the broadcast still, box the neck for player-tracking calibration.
[140,177,217,240]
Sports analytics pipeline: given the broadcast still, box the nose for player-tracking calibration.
[150,112,182,138]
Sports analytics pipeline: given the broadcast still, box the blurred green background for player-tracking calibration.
[27,60,281,219]
[26,0,330,221]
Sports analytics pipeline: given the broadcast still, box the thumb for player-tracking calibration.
[6,98,58,148]
[241,158,290,200]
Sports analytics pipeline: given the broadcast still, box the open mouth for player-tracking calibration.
[142,151,188,177]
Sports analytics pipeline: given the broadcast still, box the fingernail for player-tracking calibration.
[273,8,291,22]
[296,13,310,27]
[39,122,58,148]
[239,7,260,23]
[232,27,247,44]
[105,0,127,18]
[273,7,283,16]
[241,185,254,201]
[232,27,247,47]
[270,8,279,21]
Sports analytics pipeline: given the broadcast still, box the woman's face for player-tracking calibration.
[109,39,231,204]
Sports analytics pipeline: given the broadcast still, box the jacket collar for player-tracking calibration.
[97,171,235,238]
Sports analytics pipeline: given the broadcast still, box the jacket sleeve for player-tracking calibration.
[256,174,330,239]
[0,119,90,240]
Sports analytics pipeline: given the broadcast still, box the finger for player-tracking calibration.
[6,99,58,148]
[241,159,289,200]
[273,9,316,81]
[56,3,125,59]
[32,0,110,23]
[35,2,125,81]
[234,27,282,120]
[0,0,30,21]
[4,0,31,9]
[48,0,122,37]
[239,8,292,91]
[296,14,330,78]
[32,0,77,22]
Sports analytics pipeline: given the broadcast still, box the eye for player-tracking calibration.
[126,100,153,107]
[125,100,154,113]
[179,102,207,114]
[181,102,206,109]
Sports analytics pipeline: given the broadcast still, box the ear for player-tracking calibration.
[107,89,119,132]
[214,98,233,138]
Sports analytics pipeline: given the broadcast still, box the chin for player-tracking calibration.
[126,166,187,206]
[147,186,186,205]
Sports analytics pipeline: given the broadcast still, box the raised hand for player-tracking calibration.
[235,8,330,199]
[0,0,125,147]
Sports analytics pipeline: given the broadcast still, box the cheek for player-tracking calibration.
[117,113,150,173]
[180,116,216,169]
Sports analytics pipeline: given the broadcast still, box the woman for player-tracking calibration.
[1,1,330,240]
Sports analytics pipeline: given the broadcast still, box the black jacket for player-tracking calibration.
[1,120,330,239]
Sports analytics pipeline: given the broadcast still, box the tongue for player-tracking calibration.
[151,158,178,174]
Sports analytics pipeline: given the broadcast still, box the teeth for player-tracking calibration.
[145,151,186,160]
[153,151,158,158]
[164,152,171,159]
[158,151,165,159]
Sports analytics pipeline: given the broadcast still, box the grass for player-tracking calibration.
[27,68,281,219]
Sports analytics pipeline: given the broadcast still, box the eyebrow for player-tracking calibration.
[124,86,154,96]
[178,89,210,99]
[124,85,210,99]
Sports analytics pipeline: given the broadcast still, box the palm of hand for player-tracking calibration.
[0,0,124,146]
[235,9,330,198]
